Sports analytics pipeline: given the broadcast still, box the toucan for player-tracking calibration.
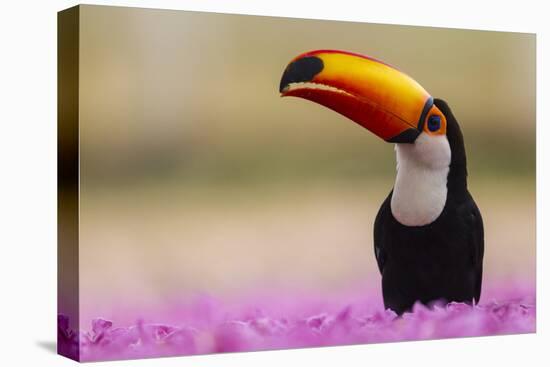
[279,50,484,315]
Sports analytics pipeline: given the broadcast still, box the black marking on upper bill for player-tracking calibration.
[417,96,434,131]
[387,128,421,143]
[279,56,324,93]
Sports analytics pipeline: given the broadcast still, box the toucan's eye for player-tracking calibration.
[427,115,441,132]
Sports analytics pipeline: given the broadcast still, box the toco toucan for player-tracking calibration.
[279,50,484,315]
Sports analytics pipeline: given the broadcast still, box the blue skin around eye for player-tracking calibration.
[428,116,441,132]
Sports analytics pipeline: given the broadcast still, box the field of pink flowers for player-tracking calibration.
[58,282,535,362]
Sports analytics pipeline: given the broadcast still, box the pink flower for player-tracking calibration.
[59,282,535,362]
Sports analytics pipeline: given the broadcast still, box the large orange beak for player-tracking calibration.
[279,50,446,143]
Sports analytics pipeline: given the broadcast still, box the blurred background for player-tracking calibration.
[76,5,535,322]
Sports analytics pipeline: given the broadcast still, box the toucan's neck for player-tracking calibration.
[391,147,449,226]
[391,134,451,227]
[390,128,469,227]
[434,98,469,200]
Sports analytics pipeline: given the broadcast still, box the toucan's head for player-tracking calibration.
[279,50,457,171]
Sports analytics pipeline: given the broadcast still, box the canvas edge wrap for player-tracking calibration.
[57,5,80,362]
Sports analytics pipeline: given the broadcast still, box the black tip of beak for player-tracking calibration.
[279,56,324,93]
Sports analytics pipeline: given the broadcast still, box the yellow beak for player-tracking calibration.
[280,50,446,142]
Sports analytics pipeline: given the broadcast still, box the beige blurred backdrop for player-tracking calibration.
[76,5,535,319]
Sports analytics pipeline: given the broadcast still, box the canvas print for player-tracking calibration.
[57,5,536,362]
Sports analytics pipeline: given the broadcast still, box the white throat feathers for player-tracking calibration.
[390,133,451,227]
